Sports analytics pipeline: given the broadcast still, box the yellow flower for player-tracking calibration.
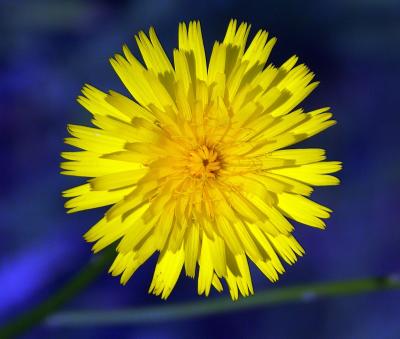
[61,20,341,300]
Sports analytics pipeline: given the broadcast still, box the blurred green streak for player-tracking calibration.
[45,275,400,326]
[0,247,399,338]
[0,249,114,339]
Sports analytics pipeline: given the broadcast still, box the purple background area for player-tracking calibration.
[1,0,400,338]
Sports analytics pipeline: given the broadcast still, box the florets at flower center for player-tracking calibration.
[187,145,221,179]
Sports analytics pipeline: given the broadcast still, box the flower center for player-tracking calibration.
[187,145,221,179]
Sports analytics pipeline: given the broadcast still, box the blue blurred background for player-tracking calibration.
[1,0,399,338]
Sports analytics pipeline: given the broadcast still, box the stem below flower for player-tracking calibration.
[1,248,399,336]
[45,274,400,326]
[0,248,114,339]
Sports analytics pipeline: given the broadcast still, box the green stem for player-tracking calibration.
[1,251,399,336]
[0,249,114,339]
[46,274,400,326]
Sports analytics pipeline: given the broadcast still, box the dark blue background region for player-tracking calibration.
[0,0,399,338]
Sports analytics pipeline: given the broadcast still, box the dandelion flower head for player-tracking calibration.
[61,20,341,299]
